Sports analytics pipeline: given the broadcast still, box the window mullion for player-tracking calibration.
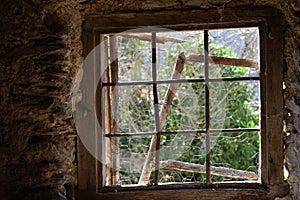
[204,30,211,185]
[109,35,120,185]
[102,35,112,186]
[151,32,161,185]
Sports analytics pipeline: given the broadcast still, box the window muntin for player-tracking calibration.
[101,27,261,188]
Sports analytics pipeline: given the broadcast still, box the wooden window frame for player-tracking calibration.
[76,6,288,200]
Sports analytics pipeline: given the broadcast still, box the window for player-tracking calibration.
[102,28,260,187]
[77,7,288,200]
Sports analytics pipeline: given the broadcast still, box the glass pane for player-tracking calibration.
[209,27,260,78]
[159,133,206,183]
[157,31,205,80]
[210,131,260,182]
[210,81,260,129]
[116,34,152,82]
[111,85,155,134]
[104,28,262,188]
[117,136,155,185]
[157,82,206,131]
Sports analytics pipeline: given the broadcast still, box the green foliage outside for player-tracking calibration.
[114,31,260,184]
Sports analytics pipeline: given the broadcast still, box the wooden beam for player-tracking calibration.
[186,55,258,68]
[160,160,258,180]
[109,35,120,185]
[83,7,278,32]
[103,35,112,185]
[77,31,99,191]
[76,188,267,200]
[118,33,184,43]
[265,16,284,185]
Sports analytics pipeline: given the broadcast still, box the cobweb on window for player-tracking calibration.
[106,28,260,185]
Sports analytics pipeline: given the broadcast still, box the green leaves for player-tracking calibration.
[116,30,260,184]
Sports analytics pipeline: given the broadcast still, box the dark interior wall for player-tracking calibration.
[0,0,299,200]
[0,1,81,199]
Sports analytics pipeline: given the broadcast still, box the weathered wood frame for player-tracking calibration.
[76,6,288,200]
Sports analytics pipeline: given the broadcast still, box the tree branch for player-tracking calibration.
[160,160,258,180]
[186,54,258,68]
[138,52,186,185]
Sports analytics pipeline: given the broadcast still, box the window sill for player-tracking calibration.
[76,188,265,200]
[75,182,289,200]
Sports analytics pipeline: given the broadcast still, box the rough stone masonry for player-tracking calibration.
[0,0,299,199]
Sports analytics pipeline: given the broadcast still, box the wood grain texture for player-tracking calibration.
[83,7,278,32]
[80,7,287,199]
[265,16,284,185]
[76,188,267,200]
[77,31,98,191]
[186,55,258,68]
[160,160,258,180]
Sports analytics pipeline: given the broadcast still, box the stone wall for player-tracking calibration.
[0,1,81,199]
[0,0,299,199]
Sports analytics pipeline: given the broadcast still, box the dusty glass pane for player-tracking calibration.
[112,85,155,133]
[117,136,155,185]
[158,133,206,183]
[210,131,260,182]
[116,34,152,82]
[157,83,206,131]
[104,27,262,187]
[209,27,259,78]
[157,31,204,80]
[209,81,260,129]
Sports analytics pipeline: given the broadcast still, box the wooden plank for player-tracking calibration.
[95,32,106,191]
[265,16,284,185]
[90,20,266,35]
[76,188,267,200]
[97,32,107,190]
[101,182,263,192]
[77,138,97,190]
[78,30,105,191]
[83,7,278,32]
[101,35,112,185]
[258,22,268,185]
[109,35,120,185]
[118,33,184,43]
[77,31,98,191]
[186,55,258,68]
[204,29,211,185]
